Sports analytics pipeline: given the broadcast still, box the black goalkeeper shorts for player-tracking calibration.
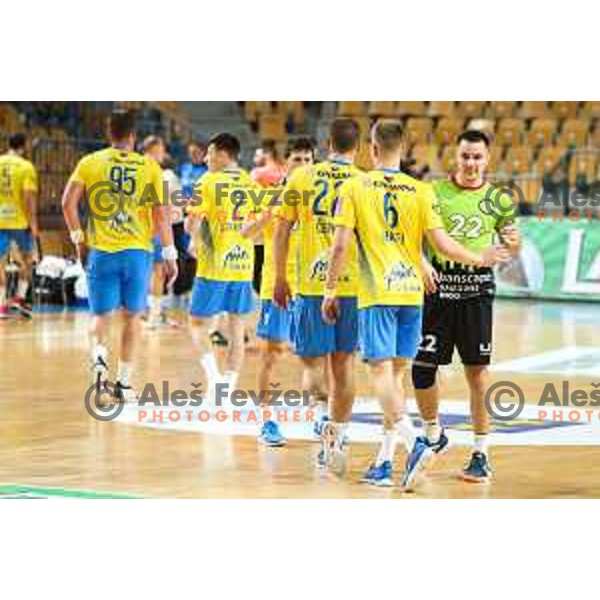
[415,294,493,366]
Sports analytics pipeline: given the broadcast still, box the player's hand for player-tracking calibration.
[187,239,197,259]
[273,277,291,309]
[422,262,439,294]
[500,225,521,254]
[321,297,339,324]
[164,259,179,288]
[480,245,511,267]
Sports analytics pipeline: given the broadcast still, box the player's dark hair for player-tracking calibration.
[8,133,27,151]
[259,139,279,161]
[372,119,404,153]
[108,109,136,141]
[329,118,360,153]
[189,138,208,151]
[209,133,241,160]
[457,129,490,147]
[285,135,316,158]
[141,135,163,154]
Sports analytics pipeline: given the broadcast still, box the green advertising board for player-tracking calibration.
[496,218,600,300]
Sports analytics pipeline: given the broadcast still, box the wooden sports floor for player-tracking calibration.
[1,299,600,499]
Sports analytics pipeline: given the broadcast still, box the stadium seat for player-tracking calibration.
[552,101,579,120]
[568,151,596,184]
[258,113,287,142]
[457,101,486,119]
[440,145,457,173]
[434,117,463,146]
[428,101,456,117]
[488,101,514,119]
[397,101,427,116]
[338,101,366,117]
[368,101,398,117]
[505,146,532,175]
[411,144,439,172]
[520,101,549,120]
[534,146,563,175]
[496,118,525,146]
[405,117,433,145]
[527,118,558,147]
[561,118,589,148]
[581,101,600,120]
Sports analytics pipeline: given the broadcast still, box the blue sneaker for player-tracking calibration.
[430,429,449,455]
[313,414,329,439]
[400,437,434,490]
[361,461,393,487]
[259,420,287,447]
[461,452,492,483]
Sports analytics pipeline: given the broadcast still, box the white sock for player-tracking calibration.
[425,419,442,444]
[17,279,28,299]
[474,434,489,455]
[91,342,108,365]
[396,415,417,451]
[200,352,220,388]
[377,429,398,465]
[149,296,161,320]
[117,361,132,387]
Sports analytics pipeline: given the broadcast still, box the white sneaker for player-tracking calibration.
[321,421,347,477]
[91,345,109,390]
[115,381,139,404]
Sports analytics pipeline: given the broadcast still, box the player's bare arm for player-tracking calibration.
[272,217,293,309]
[321,225,353,324]
[153,203,178,286]
[241,210,272,240]
[62,180,87,263]
[426,227,509,268]
[420,255,438,294]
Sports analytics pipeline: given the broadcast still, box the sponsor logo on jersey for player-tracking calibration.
[223,244,250,265]
[384,262,416,290]
[309,252,329,280]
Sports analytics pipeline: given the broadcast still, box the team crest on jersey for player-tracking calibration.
[384,262,416,290]
[223,244,250,265]
[309,252,329,280]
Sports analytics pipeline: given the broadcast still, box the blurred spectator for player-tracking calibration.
[251,140,286,187]
[179,139,208,198]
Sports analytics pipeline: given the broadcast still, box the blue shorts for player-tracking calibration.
[190,277,256,318]
[256,299,294,343]
[292,295,358,358]
[87,249,153,315]
[152,236,163,263]
[0,228,34,258]
[359,305,423,361]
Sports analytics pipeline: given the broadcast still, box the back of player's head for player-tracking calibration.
[372,119,404,154]
[329,118,360,154]
[8,133,27,152]
[285,136,316,158]
[141,135,164,154]
[108,109,136,142]
[208,133,241,160]
[457,129,490,147]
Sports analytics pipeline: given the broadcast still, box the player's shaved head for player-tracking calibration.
[329,118,360,154]
[108,109,136,142]
[372,119,404,153]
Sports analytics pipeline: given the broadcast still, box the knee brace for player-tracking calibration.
[411,362,438,390]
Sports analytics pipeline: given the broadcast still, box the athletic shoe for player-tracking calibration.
[92,349,109,391]
[259,420,287,447]
[361,461,393,487]
[429,429,450,455]
[115,381,139,404]
[210,330,229,346]
[400,437,434,490]
[320,421,347,476]
[313,414,329,439]
[0,305,10,319]
[9,297,32,319]
[461,451,492,483]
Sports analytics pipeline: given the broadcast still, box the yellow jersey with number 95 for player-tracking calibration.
[68,147,162,253]
[0,154,38,230]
